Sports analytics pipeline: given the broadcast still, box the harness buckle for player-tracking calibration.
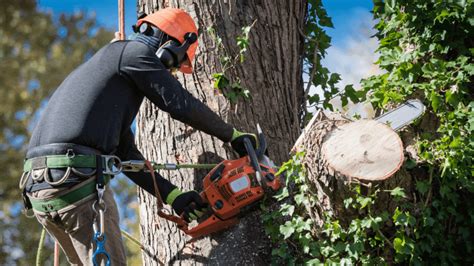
[102,155,122,175]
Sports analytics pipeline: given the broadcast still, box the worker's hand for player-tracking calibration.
[166,189,207,222]
[230,128,258,157]
[110,31,122,43]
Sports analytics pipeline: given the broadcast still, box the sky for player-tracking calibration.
[37,0,375,44]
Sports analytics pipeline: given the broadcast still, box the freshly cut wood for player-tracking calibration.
[322,120,403,181]
[295,116,410,229]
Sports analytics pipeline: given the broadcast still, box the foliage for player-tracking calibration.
[264,0,473,264]
[0,1,112,264]
[362,0,474,263]
[302,0,363,123]
[208,23,254,104]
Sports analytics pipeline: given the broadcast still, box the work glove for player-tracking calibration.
[110,31,121,43]
[166,189,207,222]
[230,128,258,157]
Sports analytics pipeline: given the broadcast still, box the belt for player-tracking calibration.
[23,153,97,172]
[21,149,122,188]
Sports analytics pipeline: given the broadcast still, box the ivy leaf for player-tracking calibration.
[305,258,321,265]
[357,196,372,209]
[393,237,404,254]
[212,73,229,90]
[274,187,289,201]
[416,180,430,195]
[344,84,360,103]
[280,203,295,216]
[430,91,441,112]
[404,158,417,169]
[294,193,305,205]
[341,95,348,107]
[343,197,353,209]
[280,222,295,239]
[389,187,407,199]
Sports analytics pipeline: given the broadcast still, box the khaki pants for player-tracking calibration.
[28,179,126,266]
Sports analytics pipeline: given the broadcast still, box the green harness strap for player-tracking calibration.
[29,180,96,212]
[23,154,109,213]
[23,154,97,172]
[29,177,111,213]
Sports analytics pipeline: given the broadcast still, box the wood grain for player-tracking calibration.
[322,120,404,181]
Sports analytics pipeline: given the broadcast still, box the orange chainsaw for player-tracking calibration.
[176,125,282,238]
[119,125,282,238]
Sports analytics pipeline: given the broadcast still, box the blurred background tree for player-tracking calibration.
[0,0,116,264]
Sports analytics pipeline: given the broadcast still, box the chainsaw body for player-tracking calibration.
[179,126,282,238]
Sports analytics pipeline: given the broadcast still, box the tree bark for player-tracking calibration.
[135,0,306,264]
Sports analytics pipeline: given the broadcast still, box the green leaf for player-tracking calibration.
[404,158,417,169]
[389,187,406,198]
[430,91,441,112]
[294,193,305,205]
[305,258,321,265]
[393,237,404,253]
[344,84,360,103]
[343,197,353,209]
[280,222,295,239]
[212,73,229,89]
[449,136,461,148]
[416,180,430,195]
[280,204,295,216]
[357,196,372,209]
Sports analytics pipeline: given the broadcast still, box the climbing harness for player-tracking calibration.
[26,148,215,265]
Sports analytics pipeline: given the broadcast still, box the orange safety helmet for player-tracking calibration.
[137,8,198,74]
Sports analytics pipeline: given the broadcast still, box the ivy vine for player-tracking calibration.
[207,21,256,104]
[263,0,473,264]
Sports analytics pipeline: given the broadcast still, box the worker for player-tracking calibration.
[20,8,256,265]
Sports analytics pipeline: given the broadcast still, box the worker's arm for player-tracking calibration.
[119,42,234,142]
[115,129,176,199]
[115,129,207,220]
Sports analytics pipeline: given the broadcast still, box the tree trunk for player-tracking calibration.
[135,1,306,264]
[292,112,413,228]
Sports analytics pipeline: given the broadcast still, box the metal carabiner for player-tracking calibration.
[92,231,111,266]
[92,208,106,237]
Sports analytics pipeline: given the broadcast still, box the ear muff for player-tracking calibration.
[132,12,148,33]
[156,32,198,69]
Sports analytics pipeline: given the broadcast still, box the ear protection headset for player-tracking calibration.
[134,21,198,69]
[155,32,198,69]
